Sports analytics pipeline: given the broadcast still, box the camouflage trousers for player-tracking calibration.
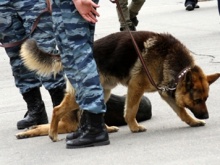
[116,0,145,27]
[51,0,106,113]
[0,0,65,94]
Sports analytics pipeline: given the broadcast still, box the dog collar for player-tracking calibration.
[176,67,191,82]
[158,67,191,97]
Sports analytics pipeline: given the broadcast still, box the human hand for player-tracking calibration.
[73,0,100,23]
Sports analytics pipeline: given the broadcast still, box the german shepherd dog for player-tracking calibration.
[16,31,220,142]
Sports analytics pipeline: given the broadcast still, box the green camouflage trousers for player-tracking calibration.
[116,0,145,27]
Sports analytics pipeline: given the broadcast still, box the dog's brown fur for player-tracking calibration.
[16,31,220,141]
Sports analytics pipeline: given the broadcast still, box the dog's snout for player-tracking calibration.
[203,113,209,119]
[197,113,209,119]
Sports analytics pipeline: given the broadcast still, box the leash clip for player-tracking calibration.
[158,86,176,92]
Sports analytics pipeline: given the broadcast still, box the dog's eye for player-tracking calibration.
[194,99,203,104]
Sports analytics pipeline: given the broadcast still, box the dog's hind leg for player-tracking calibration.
[160,95,206,127]
[16,124,50,139]
[49,112,79,142]
[49,92,79,142]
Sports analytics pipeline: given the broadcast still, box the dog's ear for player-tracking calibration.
[207,73,220,85]
[184,70,193,90]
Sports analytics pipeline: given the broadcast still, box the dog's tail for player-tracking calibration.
[20,39,63,77]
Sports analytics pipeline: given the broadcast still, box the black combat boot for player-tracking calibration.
[120,24,136,31]
[65,111,87,141]
[48,85,65,107]
[120,20,136,31]
[66,111,110,149]
[17,87,48,130]
[130,16,139,27]
[66,94,152,141]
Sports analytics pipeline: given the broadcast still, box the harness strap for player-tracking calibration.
[0,0,51,48]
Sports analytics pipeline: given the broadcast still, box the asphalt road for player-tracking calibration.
[0,0,220,165]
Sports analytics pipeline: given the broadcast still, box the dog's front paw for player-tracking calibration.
[130,124,147,133]
[189,120,206,127]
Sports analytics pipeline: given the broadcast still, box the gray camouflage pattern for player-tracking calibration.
[51,0,106,113]
[0,0,65,94]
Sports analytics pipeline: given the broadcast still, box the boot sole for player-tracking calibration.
[17,123,38,130]
[17,120,48,130]
[66,140,110,149]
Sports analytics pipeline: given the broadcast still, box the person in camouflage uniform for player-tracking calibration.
[116,0,145,31]
[51,0,110,149]
[0,0,66,130]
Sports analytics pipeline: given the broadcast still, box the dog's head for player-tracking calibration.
[176,66,220,119]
